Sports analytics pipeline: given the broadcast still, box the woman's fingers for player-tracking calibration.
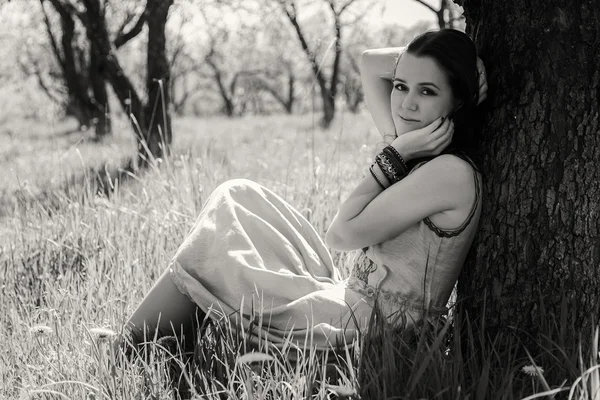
[419,117,444,135]
[430,117,451,139]
[430,120,453,152]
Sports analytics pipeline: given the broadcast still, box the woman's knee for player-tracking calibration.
[213,178,261,196]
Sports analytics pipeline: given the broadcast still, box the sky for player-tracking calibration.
[380,0,438,26]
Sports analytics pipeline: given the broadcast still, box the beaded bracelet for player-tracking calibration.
[369,164,386,190]
[375,152,403,183]
[382,147,407,176]
[384,145,408,172]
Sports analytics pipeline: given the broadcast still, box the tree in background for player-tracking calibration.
[248,9,302,115]
[458,0,600,356]
[276,0,371,128]
[167,5,211,116]
[20,0,111,139]
[63,0,174,168]
[9,0,446,124]
[194,1,268,117]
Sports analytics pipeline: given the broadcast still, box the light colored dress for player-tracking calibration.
[168,156,482,352]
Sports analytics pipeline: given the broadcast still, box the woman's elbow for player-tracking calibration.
[360,49,374,71]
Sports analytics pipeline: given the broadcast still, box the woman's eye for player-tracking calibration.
[421,88,437,96]
[394,83,407,91]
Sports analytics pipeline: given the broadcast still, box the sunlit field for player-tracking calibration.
[2,112,599,399]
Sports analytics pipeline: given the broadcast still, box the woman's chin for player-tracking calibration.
[395,120,429,135]
[394,124,418,136]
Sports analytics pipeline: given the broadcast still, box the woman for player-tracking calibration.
[124,29,488,353]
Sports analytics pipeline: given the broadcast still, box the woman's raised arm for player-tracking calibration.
[360,47,405,141]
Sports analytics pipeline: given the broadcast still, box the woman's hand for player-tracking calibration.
[477,57,488,105]
[391,117,454,162]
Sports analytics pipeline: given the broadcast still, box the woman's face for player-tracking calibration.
[391,53,455,135]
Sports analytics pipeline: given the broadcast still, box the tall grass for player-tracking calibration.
[1,113,599,399]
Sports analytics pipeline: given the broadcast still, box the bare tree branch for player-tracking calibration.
[414,0,445,28]
[114,10,135,40]
[229,69,264,97]
[339,0,377,26]
[413,0,437,14]
[205,54,235,116]
[114,6,148,49]
[173,80,211,114]
[278,0,325,88]
[19,56,65,105]
[39,0,65,69]
[328,0,342,100]
[172,63,210,80]
[253,70,295,113]
[333,0,360,16]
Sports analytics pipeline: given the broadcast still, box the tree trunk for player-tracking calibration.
[82,0,145,132]
[280,0,342,128]
[89,39,111,139]
[81,0,172,166]
[321,94,335,128]
[285,72,295,114]
[43,0,111,138]
[458,0,600,353]
[143,0,173,165]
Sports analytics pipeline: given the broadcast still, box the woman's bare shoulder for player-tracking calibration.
[421,154,475,178]
[416,154,477,208]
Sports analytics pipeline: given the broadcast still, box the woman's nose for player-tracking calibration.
[402,93,418,111]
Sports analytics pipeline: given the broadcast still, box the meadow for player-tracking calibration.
[2,111,599,399]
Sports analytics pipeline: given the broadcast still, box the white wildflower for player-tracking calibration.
[522,364,545,376]
[325,384,357,398]
[93,196,111,208]
[30,325,53,336]
[237,352,275,364]
[89,327,117,341]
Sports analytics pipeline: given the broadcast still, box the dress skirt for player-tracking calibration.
[168,179,374,351]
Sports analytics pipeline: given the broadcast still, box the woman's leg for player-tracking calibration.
[126,268,204,349]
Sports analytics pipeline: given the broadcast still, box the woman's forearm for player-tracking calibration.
[327,47,408,250]
[360,47,405,140]
[325,163,387,250]
[361,47,405,79]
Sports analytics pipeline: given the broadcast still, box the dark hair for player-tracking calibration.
[403,29,482,170]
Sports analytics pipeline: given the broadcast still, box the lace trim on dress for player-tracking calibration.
[345,276,448,316]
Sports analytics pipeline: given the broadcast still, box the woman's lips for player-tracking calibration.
[399,115,420,123]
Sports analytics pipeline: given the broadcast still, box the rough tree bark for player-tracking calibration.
[458,0,600,352]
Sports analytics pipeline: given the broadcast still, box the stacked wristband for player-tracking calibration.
[375,145,409,185]
[369,163,388,190]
